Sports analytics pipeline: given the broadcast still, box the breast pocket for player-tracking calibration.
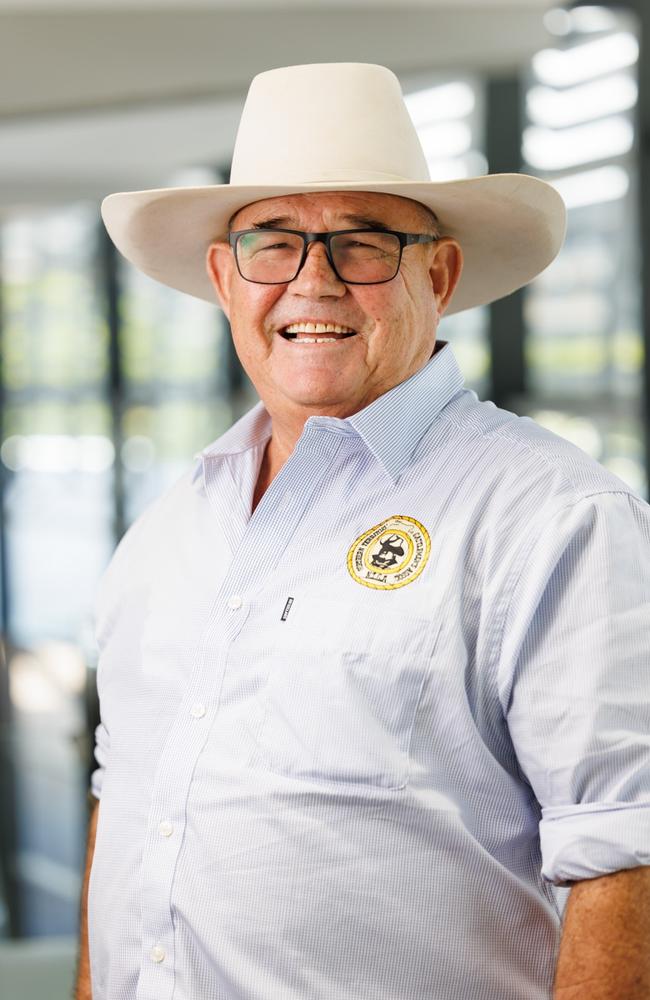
[256,596,441,790]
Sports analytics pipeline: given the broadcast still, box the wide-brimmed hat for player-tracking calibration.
[101,62,566,316]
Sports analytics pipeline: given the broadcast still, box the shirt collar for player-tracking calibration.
[193,339,464,485]
[191,401,271,485]
[345,339,465,481]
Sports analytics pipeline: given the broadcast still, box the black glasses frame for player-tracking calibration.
[228,227,439,285]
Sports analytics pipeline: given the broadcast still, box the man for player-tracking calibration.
[78,63,650,999]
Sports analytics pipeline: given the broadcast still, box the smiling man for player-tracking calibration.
[78,64,650,1000]
[208,191,462,510]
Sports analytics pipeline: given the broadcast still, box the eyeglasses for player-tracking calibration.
[228,228,439,285]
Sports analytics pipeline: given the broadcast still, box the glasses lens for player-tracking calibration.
[236,231,304,282]
[330,232,401,282]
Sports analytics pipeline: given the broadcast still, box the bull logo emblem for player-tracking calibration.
[347,515,431,591]
[370,533,405,569]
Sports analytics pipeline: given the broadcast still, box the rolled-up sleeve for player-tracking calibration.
[498,491,650,886]
[91,720,110,800]
[89,565,115,801]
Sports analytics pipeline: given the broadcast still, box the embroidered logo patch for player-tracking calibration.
[347,515,431,590]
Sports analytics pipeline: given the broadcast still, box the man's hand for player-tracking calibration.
[75,798,99,1000]
[554,865,650,999]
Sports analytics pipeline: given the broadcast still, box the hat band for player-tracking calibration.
[229,167,430,185]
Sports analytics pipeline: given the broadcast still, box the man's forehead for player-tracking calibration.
[230,191,429,229]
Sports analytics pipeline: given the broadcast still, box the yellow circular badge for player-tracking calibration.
[347,515,431,590]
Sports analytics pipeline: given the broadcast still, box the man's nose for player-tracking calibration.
[290,241,346,296]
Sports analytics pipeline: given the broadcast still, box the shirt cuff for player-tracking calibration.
[90,721,109,800]
[540,800,650,885]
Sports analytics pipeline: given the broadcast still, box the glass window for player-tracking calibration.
[403,73,490,396]
[1,204,111,936]
[119,263,232,523]
[522,5,645,497]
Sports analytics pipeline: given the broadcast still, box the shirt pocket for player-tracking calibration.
[256,595,441,790]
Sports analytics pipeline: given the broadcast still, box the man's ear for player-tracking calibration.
[205,242,234,316]
[429,238,464,316]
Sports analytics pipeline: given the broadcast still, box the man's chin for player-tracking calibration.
[281,385,364,417]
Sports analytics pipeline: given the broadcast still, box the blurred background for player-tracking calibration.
[0,0,648,996]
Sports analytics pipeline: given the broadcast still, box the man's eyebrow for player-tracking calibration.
[246,214,392,231]
[250,217,292,229]
[339,214,392,230]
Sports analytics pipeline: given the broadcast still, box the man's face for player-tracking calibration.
[206,191,462,421]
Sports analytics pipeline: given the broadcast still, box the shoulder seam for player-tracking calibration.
[438,404,636,502]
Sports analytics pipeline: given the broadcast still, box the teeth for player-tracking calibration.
[284,322,355,335]
[292,336,342,344]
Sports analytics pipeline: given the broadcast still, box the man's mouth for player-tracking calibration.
[280,322,357,343]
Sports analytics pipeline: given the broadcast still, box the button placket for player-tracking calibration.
[215,437,344,619]
[136,432,345,1000]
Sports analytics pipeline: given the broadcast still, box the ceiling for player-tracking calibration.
[0,1,556,214]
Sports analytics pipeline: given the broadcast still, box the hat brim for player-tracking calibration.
[101,174,566,316]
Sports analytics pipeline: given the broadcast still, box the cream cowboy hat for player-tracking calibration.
[101,62,566,316]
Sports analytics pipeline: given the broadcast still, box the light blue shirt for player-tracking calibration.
[89,340,650,1000]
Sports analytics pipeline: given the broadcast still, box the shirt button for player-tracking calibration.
[190,703,206,719]
[150,945,165,963]
[159,820,174,837]
[227,594,243,610]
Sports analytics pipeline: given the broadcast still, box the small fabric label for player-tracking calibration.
[281,597,295,621]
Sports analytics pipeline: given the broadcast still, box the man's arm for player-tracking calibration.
[75,798,99,1000]
[554,866,650,999]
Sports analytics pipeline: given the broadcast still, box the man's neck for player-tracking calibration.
[251,343,444,511]
[251,402,352,513]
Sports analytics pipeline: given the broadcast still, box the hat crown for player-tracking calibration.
[101,61,567,317]
[230,63,431,186]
